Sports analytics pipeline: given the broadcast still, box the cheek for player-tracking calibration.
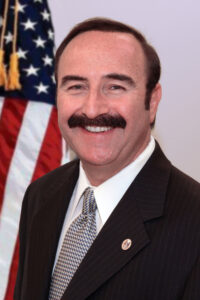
[121,104,149,134]
[57,96,75,123]
[57,107,67,129]
[57,92,84,119]
[114,93,143,117]
[57,92,69,111]
[116,103,137,124]
[57,104,72,140]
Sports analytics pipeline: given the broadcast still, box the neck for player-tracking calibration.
[82,163,121,186]
[81,141,150,186]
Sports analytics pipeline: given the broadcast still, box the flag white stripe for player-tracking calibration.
[0,97,5,118]
[0,101,52,300]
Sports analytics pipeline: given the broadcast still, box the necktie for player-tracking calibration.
[49,187,97,300]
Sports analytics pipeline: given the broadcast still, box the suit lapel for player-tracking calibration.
[62,186,150,300]
[25,161,79,299]
[62,143,172,300]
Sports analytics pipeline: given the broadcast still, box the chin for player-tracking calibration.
[79,153,114,167]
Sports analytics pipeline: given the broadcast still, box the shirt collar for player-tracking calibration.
[73,136,155,226]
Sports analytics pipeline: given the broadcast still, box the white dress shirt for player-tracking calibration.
[53,136,155,269]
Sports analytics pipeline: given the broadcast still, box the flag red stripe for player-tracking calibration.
[0,98,27,213]
[4,107,62,300]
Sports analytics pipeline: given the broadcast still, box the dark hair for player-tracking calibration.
[55,17,161,112]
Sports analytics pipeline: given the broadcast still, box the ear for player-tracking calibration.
[149,83,162,124]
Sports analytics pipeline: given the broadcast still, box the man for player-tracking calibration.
[14,18,200,300]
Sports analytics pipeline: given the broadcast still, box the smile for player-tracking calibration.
[85,126,112,133]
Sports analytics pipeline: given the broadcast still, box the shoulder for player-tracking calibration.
[153,141,200,200]
[151,142,200,217]
[29,159,79,192]
[22,159,79,214]
[169,165,200,200]
[166,165,200,228]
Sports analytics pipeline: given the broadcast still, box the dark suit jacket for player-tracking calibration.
[14,143,200,300]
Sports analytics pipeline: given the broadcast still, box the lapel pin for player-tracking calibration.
[121,238,132,251]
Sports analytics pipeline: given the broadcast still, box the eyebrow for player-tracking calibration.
[104,73,135,86]
[60,75,88,87]
[60,73,135,88]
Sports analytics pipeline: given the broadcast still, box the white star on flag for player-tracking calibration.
[34,0,43,3]
[21,18,37,30]
[35,82,49,94]
[48,29,54,40]
[41,9,50,21]
[11,2,27,13]
[42,55,53,66]
[18,48,28,59]
[23,65,40,76]
[4,32,13,44]
[33,36,46,48]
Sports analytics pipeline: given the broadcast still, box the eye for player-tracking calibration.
[110,85,125,91]
[65,83,88,95]
[67,84,84,90]
[104,83,126,95]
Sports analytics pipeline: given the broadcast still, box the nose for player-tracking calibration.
[81,88,109,119]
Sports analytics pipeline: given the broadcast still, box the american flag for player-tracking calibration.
[0,0,64,299]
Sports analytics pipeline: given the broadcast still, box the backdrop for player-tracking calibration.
[49,0,200,182]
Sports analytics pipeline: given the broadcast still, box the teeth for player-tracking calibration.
[85,126,112,133]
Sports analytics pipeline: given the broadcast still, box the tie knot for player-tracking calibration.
[82,187,97,215]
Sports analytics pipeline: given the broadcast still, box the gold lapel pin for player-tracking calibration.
[121,238,132,250]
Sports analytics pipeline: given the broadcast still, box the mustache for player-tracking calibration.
[68,114,126,129]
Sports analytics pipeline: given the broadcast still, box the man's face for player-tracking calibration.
[57,31,161,176]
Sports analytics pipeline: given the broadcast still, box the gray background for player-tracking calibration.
[49,0,200,182]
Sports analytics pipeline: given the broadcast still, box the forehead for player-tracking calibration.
[58,31,146,78]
